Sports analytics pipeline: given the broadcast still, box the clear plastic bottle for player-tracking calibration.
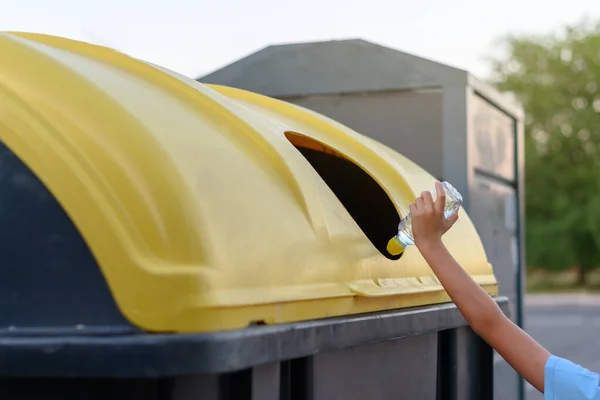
[387,181,463,256]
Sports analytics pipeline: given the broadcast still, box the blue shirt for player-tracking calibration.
[545,355,600,399]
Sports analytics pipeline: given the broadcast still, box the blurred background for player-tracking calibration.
[4,0,600,398]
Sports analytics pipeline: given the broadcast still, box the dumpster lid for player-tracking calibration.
[0,32,497,333]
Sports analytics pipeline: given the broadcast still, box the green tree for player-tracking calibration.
[489,20,600,285]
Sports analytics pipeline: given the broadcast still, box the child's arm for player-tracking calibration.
[411,181,550,393]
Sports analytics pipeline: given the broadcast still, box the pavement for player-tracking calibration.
[494,294,600,400]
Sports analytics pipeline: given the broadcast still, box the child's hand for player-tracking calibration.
[411,181,459,249]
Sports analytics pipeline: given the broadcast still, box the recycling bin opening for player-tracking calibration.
[285,132,402,259]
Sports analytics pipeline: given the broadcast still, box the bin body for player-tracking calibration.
[0,299,508,400]
[0,32,504,399]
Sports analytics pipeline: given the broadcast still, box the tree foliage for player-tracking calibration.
[489,20,600,282]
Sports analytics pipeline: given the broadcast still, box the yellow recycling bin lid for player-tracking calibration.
[0,32,497,333]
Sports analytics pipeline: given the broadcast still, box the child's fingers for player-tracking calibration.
[421,191,434,209]
[409,203,418,215]
[416,195,424,210]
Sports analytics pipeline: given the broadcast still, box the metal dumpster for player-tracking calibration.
[0,32,507,399]
[199,41,525,399]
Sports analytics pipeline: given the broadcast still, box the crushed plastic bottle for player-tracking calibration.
[386,181,463,256]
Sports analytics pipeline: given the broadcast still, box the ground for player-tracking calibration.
[494,294,600,400]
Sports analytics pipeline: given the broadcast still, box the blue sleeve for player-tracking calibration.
[545,355,600,399]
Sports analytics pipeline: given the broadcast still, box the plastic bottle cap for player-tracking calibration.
[386,237,405,256]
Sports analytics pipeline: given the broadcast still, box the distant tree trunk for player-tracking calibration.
[576,265,587,287]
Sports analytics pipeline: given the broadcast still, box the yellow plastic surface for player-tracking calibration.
[0,32,497,333]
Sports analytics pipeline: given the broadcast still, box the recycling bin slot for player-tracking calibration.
[286,132,401,259]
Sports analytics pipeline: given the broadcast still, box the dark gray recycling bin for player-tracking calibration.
[0,31,511,400]
[0,132,509,400]
[0,136,510,400]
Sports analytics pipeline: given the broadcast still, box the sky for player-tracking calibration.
[2,0,600,80]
